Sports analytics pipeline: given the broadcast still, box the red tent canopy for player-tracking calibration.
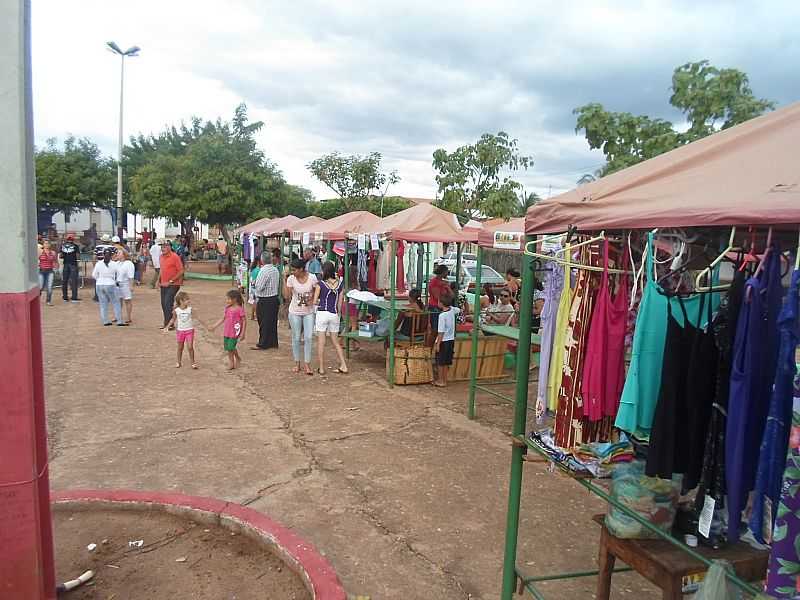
[236,217,273,235]
[477,217,526,250]
[526,101,800,234]
[305,211,382,241]
[261,215,301,236]
[376,203,475,242]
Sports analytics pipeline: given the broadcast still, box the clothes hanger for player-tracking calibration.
[738,227,759,273]
[525,232,566,252]
[525,240,633,275]
[694,227,737,292]
[553,231,606,256]
[752,227,774,279]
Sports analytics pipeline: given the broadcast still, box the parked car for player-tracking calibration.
[446,264,505,292]
[435,252,477,268]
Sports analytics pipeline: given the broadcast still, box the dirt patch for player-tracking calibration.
[54,508,311,600]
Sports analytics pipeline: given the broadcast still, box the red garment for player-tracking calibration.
[581,241,630,421]
[428,276,449,308]
[367,250,377,292]
[396,241,406,293]
[38,250,56,270]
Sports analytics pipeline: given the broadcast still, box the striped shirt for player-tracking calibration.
[38,250,57,271]
[253,264,279,297]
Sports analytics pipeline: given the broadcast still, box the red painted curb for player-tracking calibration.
[52,489,346,600]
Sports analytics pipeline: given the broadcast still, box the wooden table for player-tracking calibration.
[592,515,768,599]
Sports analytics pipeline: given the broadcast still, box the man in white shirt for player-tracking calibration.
[149,240,162,289]
[91,248,123,326]
[252,249,281,349]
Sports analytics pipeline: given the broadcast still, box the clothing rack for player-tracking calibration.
[498,231,777,600]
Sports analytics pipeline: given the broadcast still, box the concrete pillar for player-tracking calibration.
[0,1,57,598]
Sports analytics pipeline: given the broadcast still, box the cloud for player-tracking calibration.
[32,0,800,202]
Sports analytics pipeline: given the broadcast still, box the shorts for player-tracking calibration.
[117,283,132,300]
[315,310,341,333]
[224,336,239,352]
[217,254,226,264]
[348,303,359,318]
[436,340,455,366]
[176,328,194,344]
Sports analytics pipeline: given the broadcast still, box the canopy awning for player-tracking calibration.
[477,217,526,250]
[375,203,475,242]
[236,217,273,235]
[261,215,301,236]
[288,215,326,235]
[526,101,800,234]
[301,211,382,241]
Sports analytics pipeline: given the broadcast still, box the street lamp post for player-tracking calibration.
[106,41,140,238]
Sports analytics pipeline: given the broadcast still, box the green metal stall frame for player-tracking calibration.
[498,234,763,599]
[466,244,541,420]
[341,237,460,388]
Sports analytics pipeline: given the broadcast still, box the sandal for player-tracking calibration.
[318,369,326,376]
[191,363,198,370]
[335,368,349,374]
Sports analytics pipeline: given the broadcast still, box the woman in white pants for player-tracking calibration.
[313,261,348,375]
[92,248,124,326]
[115,249,136,324]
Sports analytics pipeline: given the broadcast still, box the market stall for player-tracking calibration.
[340,203,476,386]
[466,217,541,420]
[501,101,800,599]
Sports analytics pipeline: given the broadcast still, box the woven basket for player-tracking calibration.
[387,344,433,385]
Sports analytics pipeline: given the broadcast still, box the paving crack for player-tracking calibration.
[57,425,261,450]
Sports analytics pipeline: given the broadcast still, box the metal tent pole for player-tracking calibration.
[500,234,535,600]
[388,238,396,387]
[343,240,351,358]
[467,246,483,419]
[455,242,462,290]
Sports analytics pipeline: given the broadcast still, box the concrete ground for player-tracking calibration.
[44,271,658,599]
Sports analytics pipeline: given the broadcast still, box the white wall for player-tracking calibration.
[51,208,208,241]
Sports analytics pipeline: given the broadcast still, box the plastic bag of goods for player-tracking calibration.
[605,460,680,539]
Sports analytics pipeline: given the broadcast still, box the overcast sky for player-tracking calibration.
[32,0,800,202]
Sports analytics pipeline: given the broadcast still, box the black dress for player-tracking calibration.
[694,267,746,507]
[646,292,718,488]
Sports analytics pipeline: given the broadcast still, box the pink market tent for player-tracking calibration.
[236,217,273,235]
[526,101,800,234]
[306,211,382,241]
[375,203,475,242]
[477,217,525,250]
[287,215,326,235]
[261,215,301,236]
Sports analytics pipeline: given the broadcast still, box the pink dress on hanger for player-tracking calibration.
[581,241,630,422]
[396,241,406,293]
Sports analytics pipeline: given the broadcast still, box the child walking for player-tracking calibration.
[164,291,198,369]
[211,289,247,370]
[433,292,460,388]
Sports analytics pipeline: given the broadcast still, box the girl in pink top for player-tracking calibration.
[210,289,247,370]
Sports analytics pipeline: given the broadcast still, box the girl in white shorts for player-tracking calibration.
[312,261,348,375]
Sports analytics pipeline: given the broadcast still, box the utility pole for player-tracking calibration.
[0,1,56,597]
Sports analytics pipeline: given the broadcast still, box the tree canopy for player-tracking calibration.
[35,136,115,217]
[432,132,533,221]
[574,60,774,177]
[309,195,411,220]
[128,104,290,240]
[307,151,399,211]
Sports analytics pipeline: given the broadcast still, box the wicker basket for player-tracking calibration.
[387,344,433,385]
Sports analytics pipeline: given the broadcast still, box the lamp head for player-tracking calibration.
[106,41,123,54]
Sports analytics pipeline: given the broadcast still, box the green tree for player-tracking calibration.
[129,104,290,256]
[432,132,533,221]
[515,191,541,217]
[35,136,115,219]
[307,151,400,211]
[574,60,774,176]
